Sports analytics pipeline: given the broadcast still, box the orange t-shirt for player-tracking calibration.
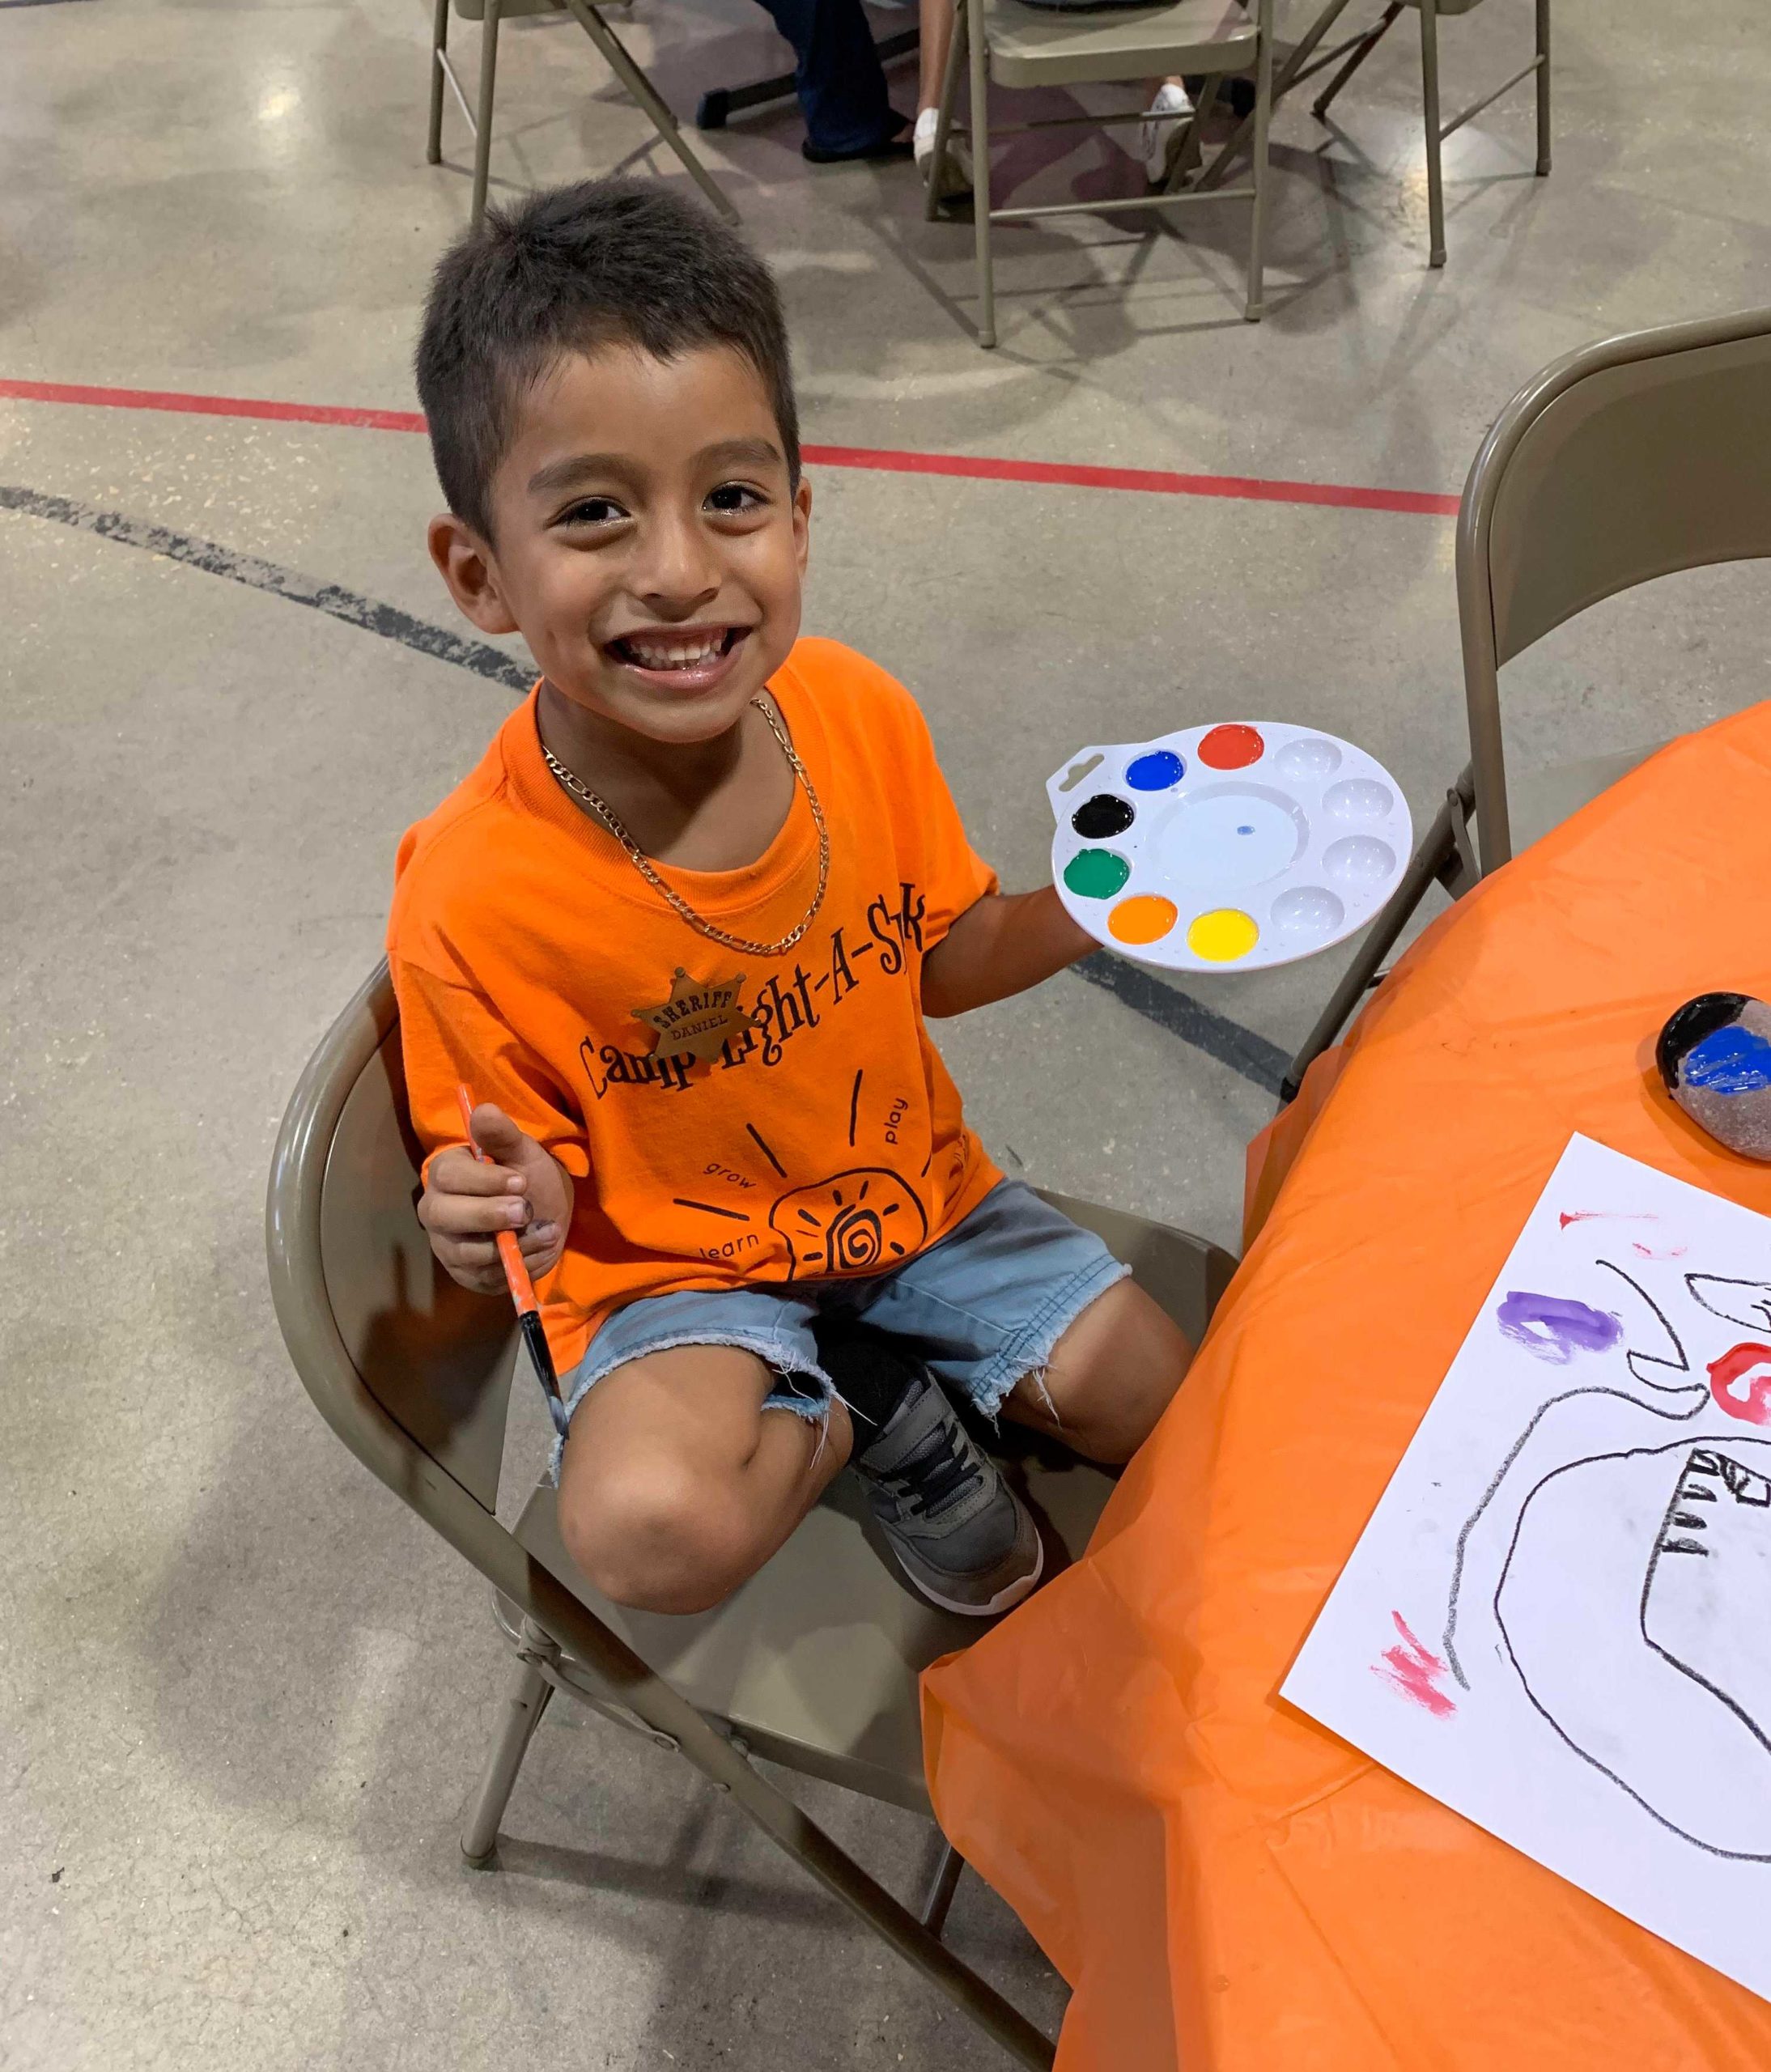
[388,637,1004,1374]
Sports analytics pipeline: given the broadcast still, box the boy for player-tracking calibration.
[395,179,1191,1622]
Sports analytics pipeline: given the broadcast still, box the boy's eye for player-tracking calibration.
[557,496,627,527]
[706,482,767,516]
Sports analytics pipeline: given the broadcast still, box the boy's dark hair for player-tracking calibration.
[414,178,799,540]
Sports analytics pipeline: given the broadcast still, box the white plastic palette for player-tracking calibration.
[1047,720,1412,973]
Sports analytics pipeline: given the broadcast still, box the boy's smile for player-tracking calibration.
[429,342,810,749]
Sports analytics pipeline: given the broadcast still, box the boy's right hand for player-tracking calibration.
[418,1103,575,1295]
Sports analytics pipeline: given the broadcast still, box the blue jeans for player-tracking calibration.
[551,1180,1130,1478]
[750,0,902,155]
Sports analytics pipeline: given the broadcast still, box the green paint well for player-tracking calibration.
[1064,848,1132,899]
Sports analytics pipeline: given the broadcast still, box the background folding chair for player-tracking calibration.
[267,961,1236,2070]
[1309,0,1549,265]
[427,0,737,226]
[924,0,1276,348]
[1282,304,1771,1102]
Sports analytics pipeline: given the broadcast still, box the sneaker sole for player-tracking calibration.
[886,1528,1046,1618]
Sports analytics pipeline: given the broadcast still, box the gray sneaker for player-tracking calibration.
[850,1374,1044,1617]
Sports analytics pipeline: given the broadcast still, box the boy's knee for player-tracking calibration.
[559,1456,753,1616]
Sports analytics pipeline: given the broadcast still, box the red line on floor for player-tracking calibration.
[0,376,1462,518]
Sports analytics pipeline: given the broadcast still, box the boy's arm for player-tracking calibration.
[921,885,1097,1017]
[394,957,580,1293]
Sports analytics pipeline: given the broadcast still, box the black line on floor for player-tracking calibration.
[0,0,100,10]
[1072,951,1289,1095]
[0,484,533,692]
[6,480,1290,1094]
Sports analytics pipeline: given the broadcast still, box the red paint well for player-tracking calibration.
[1197,724,1266,770]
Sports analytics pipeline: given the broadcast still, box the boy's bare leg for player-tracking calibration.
[558,1347,852,1616]
[1001,1279,1193,1464]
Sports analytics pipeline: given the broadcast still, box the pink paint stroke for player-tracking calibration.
[1558,1209,1687,1259]
[1374,1612,1456,1718]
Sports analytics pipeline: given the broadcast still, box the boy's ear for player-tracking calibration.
[792,473,813,579]
[427,513,520,636]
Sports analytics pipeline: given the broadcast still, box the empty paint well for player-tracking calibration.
[1108,895,1179,945]
[1187,908,1259,961]
[1125,750,1186,792]
[1063,848,1132,898]
[1197,724,1265,770]
[1071,793,1136,839]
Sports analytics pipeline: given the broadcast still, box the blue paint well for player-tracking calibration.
[1683,1024,1771,1096]
[1126,750,1185,792]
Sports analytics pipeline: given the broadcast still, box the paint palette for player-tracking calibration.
[1048,721,1412,973]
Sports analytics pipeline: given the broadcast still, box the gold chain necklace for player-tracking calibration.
[540,695,831,959]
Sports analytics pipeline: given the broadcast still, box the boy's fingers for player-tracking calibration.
[421,1191,534,1237]
[427,1152,524,1197]
[516,1223,560,1263]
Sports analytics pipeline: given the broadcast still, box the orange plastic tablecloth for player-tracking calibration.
[924,703,1771,2072]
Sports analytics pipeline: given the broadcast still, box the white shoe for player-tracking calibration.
[1139,79,1194,186]
[915,106,974,200]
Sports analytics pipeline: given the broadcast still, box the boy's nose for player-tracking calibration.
[634,511,722,609]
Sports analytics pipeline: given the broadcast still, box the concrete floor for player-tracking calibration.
[3,0,1769,2063]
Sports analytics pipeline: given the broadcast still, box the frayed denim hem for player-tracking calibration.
[547,1331,833,1484]
[965,1253,1132,1426]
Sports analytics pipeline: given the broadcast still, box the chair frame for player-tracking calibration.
[925,0,1276,348]
[426,0,737,226]
[1308,0,1549,266]
[269,962,1234,2066]
[1281,304,1771,1102]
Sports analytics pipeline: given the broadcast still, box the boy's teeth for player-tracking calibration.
[626,634,724,669]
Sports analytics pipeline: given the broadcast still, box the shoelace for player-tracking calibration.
[881,1424,978,1520]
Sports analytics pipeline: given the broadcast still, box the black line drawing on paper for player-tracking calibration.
[1493,1436,1771,1859]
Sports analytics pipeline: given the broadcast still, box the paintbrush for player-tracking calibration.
[455,1083,569,1433]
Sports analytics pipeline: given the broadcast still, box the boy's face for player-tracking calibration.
[430,342,810,747]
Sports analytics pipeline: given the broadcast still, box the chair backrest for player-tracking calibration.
[1455,305,1771,870]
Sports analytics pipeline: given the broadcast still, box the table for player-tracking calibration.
[923,703,1771,2072]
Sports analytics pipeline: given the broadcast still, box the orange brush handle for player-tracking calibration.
[455,1082,540,1317]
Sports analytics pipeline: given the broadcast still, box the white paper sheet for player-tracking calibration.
[1283,1134,1771,2000]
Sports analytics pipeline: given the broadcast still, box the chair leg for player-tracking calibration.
[1535,0,1551,173]
[965,0,996,347]
[427,0,450,164]
[924,0,968,224]
[920,1840,966,1938]
[461,1647,554,1867]
[1244,16,1275,319]
[1311,0,1401,121]
[470,0,500,226]
[1418,0,1446,265]
[558,0,740,222]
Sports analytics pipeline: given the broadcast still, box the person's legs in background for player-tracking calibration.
[909,0,1191,198]
[751,0,913,159]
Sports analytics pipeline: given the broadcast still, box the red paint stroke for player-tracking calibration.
[0,378,1463,517]
[1374,1612,1456,1718]
[1708,1342,1771,1424]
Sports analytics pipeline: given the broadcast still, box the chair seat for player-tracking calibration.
[514,1442,1118,1814]
[1503,744,1658,856]
[984,0,1255,90]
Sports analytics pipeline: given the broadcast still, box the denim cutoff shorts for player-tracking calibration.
[549,1178,1130,1479]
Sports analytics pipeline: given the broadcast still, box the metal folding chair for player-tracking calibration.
[266,960,1236,2067]
[427,0,737,226]
[1283,304,1771,1102]
[1309,0,1549,265]
[925,0,1276,347]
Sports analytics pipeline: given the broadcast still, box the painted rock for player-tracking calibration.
[1657,993,1771,1161]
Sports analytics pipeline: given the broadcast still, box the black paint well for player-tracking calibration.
[1071,793,1136,839]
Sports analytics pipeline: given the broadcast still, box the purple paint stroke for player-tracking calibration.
[1496,1291,1623,1365]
